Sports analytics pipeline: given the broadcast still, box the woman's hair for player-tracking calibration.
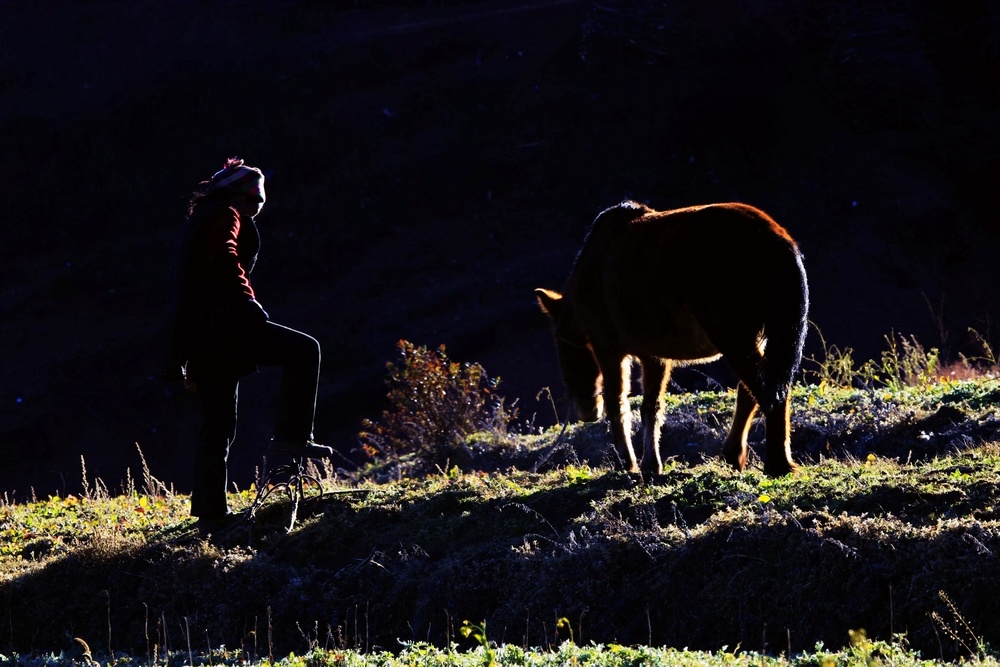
[187,182,233,216]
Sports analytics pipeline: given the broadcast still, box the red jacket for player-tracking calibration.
[166,202,266,380]
[186,204,258,302]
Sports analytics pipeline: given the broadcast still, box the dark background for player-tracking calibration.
[1,0,998,499]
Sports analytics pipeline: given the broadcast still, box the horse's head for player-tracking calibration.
[535,288,604,422]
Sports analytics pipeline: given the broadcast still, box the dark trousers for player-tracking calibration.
[191,321,320,519]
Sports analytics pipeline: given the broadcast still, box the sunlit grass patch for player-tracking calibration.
[0,482,191,580]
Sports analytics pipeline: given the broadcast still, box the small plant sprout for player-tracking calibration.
[931,590,987,660]
[848,628,872,663]
[73,637,96,667]
[460,620,495,667]
[556,616,575,645]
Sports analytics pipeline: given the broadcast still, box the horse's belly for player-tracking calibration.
[645,334,719,361]
[626,313,720,361]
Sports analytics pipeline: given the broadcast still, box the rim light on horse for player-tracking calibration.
[536,201,809,477]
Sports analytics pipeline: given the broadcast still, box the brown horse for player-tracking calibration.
[536,201,808,477]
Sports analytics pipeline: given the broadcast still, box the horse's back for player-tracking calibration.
[578,201,800,295]
[645,202,795,248]
[570,201,806,359]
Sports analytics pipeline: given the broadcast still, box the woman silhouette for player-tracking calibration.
[166,158,331,533]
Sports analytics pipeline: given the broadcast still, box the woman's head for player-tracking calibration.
[189,157,266,217]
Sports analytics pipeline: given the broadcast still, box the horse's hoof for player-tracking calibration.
[721,451,748,472]
[763,461,798,478]
[639,470,662,484]
[639,457,663,478]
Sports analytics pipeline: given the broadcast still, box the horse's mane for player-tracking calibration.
[596,200,651,226]
[566,200,651,280]
[584,200,650,243]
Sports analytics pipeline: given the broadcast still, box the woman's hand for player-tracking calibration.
[244,298,269,326]
[182,363,199,393]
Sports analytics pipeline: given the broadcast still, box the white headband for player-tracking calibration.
[210,164,265,199]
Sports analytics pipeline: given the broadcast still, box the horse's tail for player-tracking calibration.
[759,243,809,411]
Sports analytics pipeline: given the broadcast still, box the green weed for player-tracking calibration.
[873,331,940,390]
[804,322,870,390]
[807,326,998,391]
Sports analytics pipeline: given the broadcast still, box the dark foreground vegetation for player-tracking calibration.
[2,338,999,666]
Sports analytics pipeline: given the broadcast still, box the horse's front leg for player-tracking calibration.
[599,354,638,472]
[639,357,671,476]
[721,382,758,472]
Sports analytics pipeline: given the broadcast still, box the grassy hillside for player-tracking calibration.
[2,360,999,664]
[3,0,999,503]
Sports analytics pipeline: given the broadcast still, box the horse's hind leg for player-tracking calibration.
[639,356,671,476]
[721,382,758,472]
[763,395,796,477]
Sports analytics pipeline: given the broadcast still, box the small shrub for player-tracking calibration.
[803,322,877,390]
[874,331,940,390]
[359,340,516,467]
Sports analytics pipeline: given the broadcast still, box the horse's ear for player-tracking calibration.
[534,288,563,318]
